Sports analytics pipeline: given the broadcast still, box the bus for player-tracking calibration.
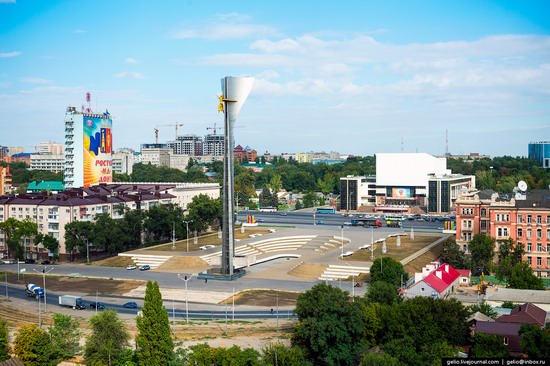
[258,207,277,212]
[385,217,402,228]
[315,207,336,214]
[351,218,382,227]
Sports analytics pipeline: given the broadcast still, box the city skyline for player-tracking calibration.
[1,0,549,157]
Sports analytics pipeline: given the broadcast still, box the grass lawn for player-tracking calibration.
[345,235,442,263]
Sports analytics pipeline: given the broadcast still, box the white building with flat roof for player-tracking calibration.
[30,154,65,173]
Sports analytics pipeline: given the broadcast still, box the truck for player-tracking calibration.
[351,218,382,227]
[25,283,44,298]
[386,218,402,228]
[58,295,86,309]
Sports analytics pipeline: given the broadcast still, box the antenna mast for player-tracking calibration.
[85,92,92,113]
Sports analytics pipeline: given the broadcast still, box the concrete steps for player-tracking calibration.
[118,253,173,269]
[318,264,370,281]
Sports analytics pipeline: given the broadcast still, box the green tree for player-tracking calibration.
[495,239,524,283]
[501,301,519,309]
[440,238,469,269]
[362,302,382,347]
[84,310,131,366]
[64,220,95,259]
[365,281,400,305]
[259,187,273,208]
[143,204,185,245]
[186,344,260,365]
[360,353,399,366]
[34,234,60,261]
[49,313,81,360]
[0,318,9,361]
[16,218,38,261]
[471,333,509,358]
[14,324,58,366]
[301,192,317,208]
[186,194,222,233]
[467,301,498,319]
[261,343,312,366]
[519,324,550,358]
[468,234,495,275]
[0,218,21,260]
[266,174,282,194]
[508,261,545,290]
[292,283,366,366]
[136,281,174,366]
[92,214,128,254]
[369,257,408,288]
[317,173,336,196]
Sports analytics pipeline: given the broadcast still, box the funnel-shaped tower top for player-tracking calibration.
[221,76,254,120]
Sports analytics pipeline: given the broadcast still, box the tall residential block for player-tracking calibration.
[64,106,113,188]
[528,141,550,168]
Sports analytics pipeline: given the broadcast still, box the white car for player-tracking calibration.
[344,221,352,226]
[126,265,137,270]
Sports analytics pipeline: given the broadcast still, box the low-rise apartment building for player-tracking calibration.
[0,182,220,261]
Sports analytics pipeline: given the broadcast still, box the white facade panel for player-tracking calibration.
[376,153,448,187]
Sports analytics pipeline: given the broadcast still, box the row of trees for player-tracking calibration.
[440,235,545,290]
[64,195,222,258]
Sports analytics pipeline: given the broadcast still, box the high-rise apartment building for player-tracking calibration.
[37,141,64,155]
[0,166,11,195]
[30,154,65,173]
[64,106,113,188]
[167,135,203,156]
[203,134,224,156]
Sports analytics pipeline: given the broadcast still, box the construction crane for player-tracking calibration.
[154,128,159,144]
[206,123,221,135]
[157,123,183,140]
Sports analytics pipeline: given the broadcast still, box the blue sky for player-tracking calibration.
[1,0,549,157]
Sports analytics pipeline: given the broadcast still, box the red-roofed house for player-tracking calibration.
[457,269,471,286]
[404,263,461,299]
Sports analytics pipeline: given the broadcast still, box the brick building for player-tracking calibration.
[456,189,550,277]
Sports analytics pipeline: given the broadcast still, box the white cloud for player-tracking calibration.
[20,77,53,84]
[173,24,276,40]
[125,57,139,65]
[0,82,11,88]
[115,71,145,79]
[214,12,251,23]
[0,51,21,58]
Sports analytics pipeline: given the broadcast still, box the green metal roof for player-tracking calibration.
[27,180,65,192]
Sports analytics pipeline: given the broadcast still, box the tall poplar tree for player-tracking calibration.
[136,280,174,366]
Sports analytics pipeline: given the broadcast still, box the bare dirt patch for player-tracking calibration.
[155,256,210,272]
[92,255,134,267]
[287,263,327,280]
[220,290,300,307]
[148,228,273,252]
[3,272,143,296]
[345,235,441,262]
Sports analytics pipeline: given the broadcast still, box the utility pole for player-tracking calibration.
[33,266,53,312]
[183,220,193,252]
[177,273,194,322]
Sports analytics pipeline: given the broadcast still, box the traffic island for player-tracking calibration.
[197,268,247,281]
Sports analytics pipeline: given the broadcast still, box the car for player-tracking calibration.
[24,259,35,264]
[279,212,288,216]
[126,265,137,270]
[344,221,352,225]
[316,220,324,225]
[256,218,265,222]
[123,301,138,309]
[89,302,105,310]
[41,260,50,265]
[139,265,151,271]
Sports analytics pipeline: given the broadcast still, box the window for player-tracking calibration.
[498,228,502,237]
[481,221,487,230]
[527,243,532,252]
[537,243,543,252]
[527,229,532,239]
[547,229,550,240]
[537,257,542,266]
[527,215,532,223]
[496,214,500,222]
[518,214,523,223]
[537,215,542,224]
[546,215,550,224]
[518,228,523,238]
[527,256,532,265]
[537,229,542,239]
[481,208,487,217]
[503,228,509,237]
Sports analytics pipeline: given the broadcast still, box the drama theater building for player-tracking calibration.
[456,190,550,277]
[0,182,219,261]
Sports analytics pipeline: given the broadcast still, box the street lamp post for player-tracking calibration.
[177,273,195,323]
[86,239,90,264]
[183,220,193,252]
[171,221,176,250]
[33,266,53,312]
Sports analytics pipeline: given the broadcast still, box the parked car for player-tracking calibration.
[41,260,50,265]
[24,259,35,264]
[126,265,137,270]
[89,302,105,310]
[139,265,151,271]
[123,301,138,309]
[316,220,324,225]
[344,221,352,226]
